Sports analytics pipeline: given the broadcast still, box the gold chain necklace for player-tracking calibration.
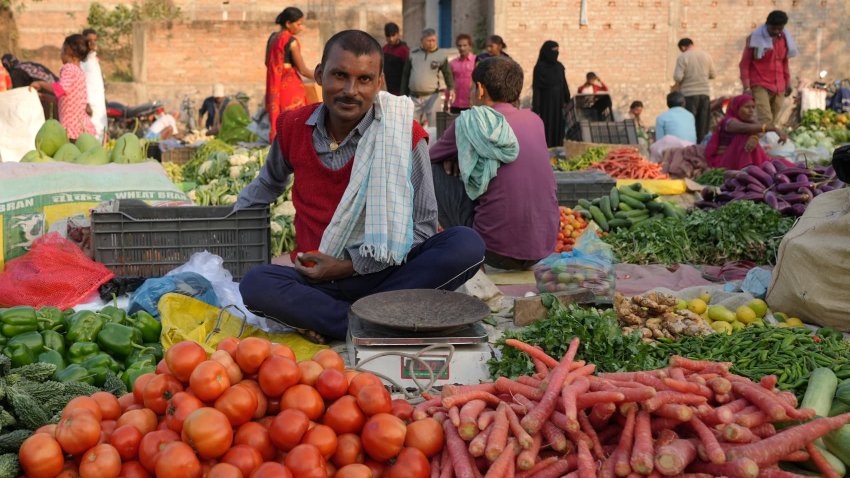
[329,131,343,152]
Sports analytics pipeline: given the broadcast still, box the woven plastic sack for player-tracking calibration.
[157,293,324,360]
[0,233,114,308]
[533,226,615,303]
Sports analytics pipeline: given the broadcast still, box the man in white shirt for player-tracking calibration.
[81,28,108,143]
[145,107,178,140]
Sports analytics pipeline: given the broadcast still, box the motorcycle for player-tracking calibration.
[106,100,163,138]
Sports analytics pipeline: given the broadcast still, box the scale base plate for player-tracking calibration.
[348,313,488,346]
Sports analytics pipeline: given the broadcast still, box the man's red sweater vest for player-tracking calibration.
[277,103,428,262]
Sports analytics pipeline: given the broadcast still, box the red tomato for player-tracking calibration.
[110,424,144,461]
[56,408,102,455]
[267,397,281,415]
[336,464,373,478]
[347,372,383,397]
[165,341,207,382]
[210,349,243,384]
[252,462,293,478]
[138,429,179,473]
[281,384,325,420]
[221,444,263,477]
[119,461,151,478]
[55,461,80,478]
[234,421,276,461]
[79,443,121,478]
[238,379,268,419]
[181,407,234,460]
[323,395,366,434]
[35,423,57,438]
[215,384,259,427]
[297,360,324,386]
[270,342,297,360]
[117,408,158,435]
[269,408,310,451]
[216,337,240,356]
[133,373,155,403]
[156,358,172,375]
[165,391,203,433]
[142,373,184,415]
[19,433,65,478]
[303,424,339,459]
[360,413,407,462]
[312,349,345,371]
[316,368,348,401]
[390,399,414,422]
[155,441,202,478]
[332,433,364,468]
[258,355,301,397]
[356,384,392,416]
[62,396,103,421]
[207,462,243,478]
[190,360,232,402]
[91,391,122,420]
[235,337,272,374]
[285,444,327,478]
[404,418,444,458]
[386,448,429,478]
[364,459,385,478]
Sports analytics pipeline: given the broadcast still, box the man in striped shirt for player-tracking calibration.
[236,30,484,342]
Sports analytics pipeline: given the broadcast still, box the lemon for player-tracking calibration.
[776,322,792,328]
[751,318,765,327]
[708,305,736,323]
[711,321,733,334]
[700,292,712,304]
[731,321,746,331]
[735,306,757,324]
[675,300,688,311]
[748,299,768,318]
[786,317,804,327]
[774,312,788,323]
[688,298,708,315]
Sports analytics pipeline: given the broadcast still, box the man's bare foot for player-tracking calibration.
[295,327,328,345]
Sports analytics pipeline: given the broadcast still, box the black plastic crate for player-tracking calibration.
[92,205,270,280]
[555,170,616,207]
[579,119,638,145]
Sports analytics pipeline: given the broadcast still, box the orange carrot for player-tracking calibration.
[469,423,493,458]
[760,375,778,390]
[449,406,461,427]
[651,417,687,434]
[806,443,841,478]
[484,442,515,478]
[614,408,637,477]
[527,456,577,478]
[781,450,810,462]
[721,423,758,443]
[486,403,511,462]
[562,376,591,431]
[443,391,502,410]
[516,376,543,388]
[443,383,498,398]
[715,392,733,404]
[444,419,477,478]
[727,414,850,465]
[459,400,488,440]
[589,402,617,429]
[655,404,694,422]
[521,338,580,435]
[542,420,568,452]
[707,398,749,425]
[576,391,625,410]
[495,377,544,401]
[517,433,542,471]
[642,391,707,412]
[736,409,770,429]
[431,453,442,478]
[440,448,453,478]
[654,439,697,476]
[629,410,654,475]
[478,410,496,431]
[656,429,679,448]
[415,397,443,420]
[707,377,732,395]
[690,416,725,464]
[517,456,558,478]
[730,380,788,421]
[504,339,559,368]
[686,458,759,478]
[576,438,596,478]
[577,409,605,460]
[758,468,811,478]
[669,356,731,373]
[751,423,776,438]
[504,402,534,450]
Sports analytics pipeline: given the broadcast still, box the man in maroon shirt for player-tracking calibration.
[382,22,409,95]
[739,10,798,126]
[430,57,559,270]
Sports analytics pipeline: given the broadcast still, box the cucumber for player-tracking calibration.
[802,368,838,418]
[619,186,654,202]
[600,196,614,220]
[607,218,631,229]
[618,201,633,211]
[831,400,850,417]
[630,215,651,225]
[615,209,650,219]
[588,206,609,232]
[574,208,591,220]
[618,194,647,209]
[661,202,681,218]
[825,424,850,467]
[591,197,601,206]
[609,187,620,210]
[646,200,665,213]
[577,199,593,210]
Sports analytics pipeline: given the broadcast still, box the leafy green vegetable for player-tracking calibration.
[488,298,662,379]
[553,146,609,172]
[695,168,726,187]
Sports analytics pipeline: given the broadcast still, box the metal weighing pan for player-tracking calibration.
[349,289,490,332]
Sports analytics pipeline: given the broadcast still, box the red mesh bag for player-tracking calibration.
[0,233,114,309]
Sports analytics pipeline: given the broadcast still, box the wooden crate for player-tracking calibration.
[160,146,197,165]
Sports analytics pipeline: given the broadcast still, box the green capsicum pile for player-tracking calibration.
[0,305,162,389]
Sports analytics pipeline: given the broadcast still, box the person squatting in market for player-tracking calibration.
[400,28,454,127]
[28,34,96,140]
[430,57,559,271]
[236,30,485,342]
[705,94,788,170]
[739,10,797,127]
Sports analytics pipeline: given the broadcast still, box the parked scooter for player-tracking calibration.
[106,100,163,138]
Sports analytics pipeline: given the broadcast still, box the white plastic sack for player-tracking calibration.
[761,132,796,159]
[0,87,45,163]
[800,87,827,113]
[167,251,292,333]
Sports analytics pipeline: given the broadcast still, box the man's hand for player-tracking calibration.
[442,160,460,177]
[294,251,354,283]
[785,85,794,97]
[777,130,789,143]
[447,89,456,107]
[86,104,93,116]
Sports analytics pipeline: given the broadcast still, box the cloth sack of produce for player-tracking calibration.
[128,272,219,319]
[157,292,323,360]
[533,226,615,303]
[0,232,114,308]
[766,187,850,330]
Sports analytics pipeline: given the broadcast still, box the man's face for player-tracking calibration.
[316,45,384,125]
[386,33,400,46]
[767,23,785,38]
[421,35,437,51]
[632,107,643,117]
[456,39,471,57]
[87,34,98,52]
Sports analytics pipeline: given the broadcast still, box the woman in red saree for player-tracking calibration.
[705,94,788,170]
[266,7,315,141]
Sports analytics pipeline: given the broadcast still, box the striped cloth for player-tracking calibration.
[319,91,416,265]
[455,105,519,200]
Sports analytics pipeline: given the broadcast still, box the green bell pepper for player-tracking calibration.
[55,364,95,385]
[0,306,38,337]
[36,306,66,332]
[122,361,156,391]
[144,342,164,362]
[96,323,144,359]
[7,331,44,355]
[66,311,105,344]
[41,329,65,356]
[6,343,34,368]
[99,305,127,325]
[38,349,66,372]
[130,311,162,343]
[0,334,7,348]
[81,353,120,386]
[127,346,157,366]
[68,341,100,364]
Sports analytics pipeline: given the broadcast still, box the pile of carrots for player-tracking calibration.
[420,337,850,478]
[588,148,669,180]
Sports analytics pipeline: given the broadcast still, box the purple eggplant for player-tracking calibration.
[722,179,738,191]
[779,205,795,215]
[736,171,764,188]
[797,187,815,200]
[794,174,810,184]
[776,181,815,194]
[789,204,807,216]
[701,188,717,200]
[781,192,810,204]
[782,167,811,176]
[743,165,773,187]
[723,170,739,181]
[764,191,779,209]
[774,173,791,184]
[821,185,836,193]
[717,192,736,202]
[762,161,778,176]
[772,159,790,171]
[746,183,766,193]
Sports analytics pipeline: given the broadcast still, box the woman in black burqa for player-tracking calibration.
[532,41,571,148]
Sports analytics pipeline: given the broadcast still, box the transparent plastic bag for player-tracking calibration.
[128,272,219,318]
[533,226,615,302]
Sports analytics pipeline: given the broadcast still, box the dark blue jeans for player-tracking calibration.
[239,227,485,339]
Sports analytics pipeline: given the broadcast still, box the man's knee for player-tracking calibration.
[239,264,299,307]
[441,226,486,264]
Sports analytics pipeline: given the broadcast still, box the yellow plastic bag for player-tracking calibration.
[157,293,325,360]
[616,179,687,195]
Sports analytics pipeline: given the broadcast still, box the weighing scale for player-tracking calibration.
[346,289,494,391]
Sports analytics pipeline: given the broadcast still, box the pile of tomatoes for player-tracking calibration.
[554,207,590,253]
[19,338,444,478]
